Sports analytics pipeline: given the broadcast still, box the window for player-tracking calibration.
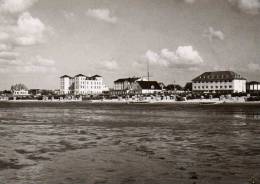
[229,85,232,88]
[215,86,218,88]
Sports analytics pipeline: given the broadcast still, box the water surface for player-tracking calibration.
[0,102,259,184]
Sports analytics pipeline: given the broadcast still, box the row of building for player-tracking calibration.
[2,70,259,97]
[59,71,260,96]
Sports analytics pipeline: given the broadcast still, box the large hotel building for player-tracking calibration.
[192,71,246,93]
[60,74,107,95]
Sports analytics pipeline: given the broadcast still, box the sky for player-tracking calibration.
[0,0,260,90]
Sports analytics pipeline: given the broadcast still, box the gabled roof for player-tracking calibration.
[92,75,102,78]
[74,74,86,77]
[114,77,140,83]
[136,81,161,90]
[60,75,71,78]
[192,71,246,82]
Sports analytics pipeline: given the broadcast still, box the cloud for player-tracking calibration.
[62,11,75,19]
[204,27,225,41]
[86,8,117,23]
[102,60,119,70]
[144,46,204,70]
[229,0,260,15]
[0,55,57,73]
[0,32,10,40]
[0,51,19,60]
[15,65,57,73]
[0,0,55,74]
[0,0,38,14]
[184,0,196,4]
[13,12,47,46]
[0,44,12,51]
[33,55,56,66]
[248,63,260,71]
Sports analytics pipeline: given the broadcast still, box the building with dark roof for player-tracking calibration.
[114,77,140,84]
[132,81,162,94]
[112,77,141,95]
[246,81,260,93]
[192,71,246,93]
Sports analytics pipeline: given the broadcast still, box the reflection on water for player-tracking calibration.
[0,102,259,184]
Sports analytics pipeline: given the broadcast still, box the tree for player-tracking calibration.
[11,84,28,92]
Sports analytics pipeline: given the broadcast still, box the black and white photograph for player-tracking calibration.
[0,0,260,183]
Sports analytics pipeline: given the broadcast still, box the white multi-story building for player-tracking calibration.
[192,71,246,93]
[60,74,106,95]
[60,75,73,94]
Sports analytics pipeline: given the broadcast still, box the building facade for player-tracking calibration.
[132,81,162,94]
[11,84,29,96]
[192,71,246,93]
[112,77,141,95]
[247,81,260,93]
[60,74,106,95]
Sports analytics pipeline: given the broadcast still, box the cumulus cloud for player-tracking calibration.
[102,60,119,70]
[86,8,117,23]
[0,0,38,14]
[13,12,47,46]
[204,27,225,41]
[229,0,260,15]
[0,0,55,74]
[144,46,204,70]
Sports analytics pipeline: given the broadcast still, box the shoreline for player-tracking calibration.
[1,99,260,105]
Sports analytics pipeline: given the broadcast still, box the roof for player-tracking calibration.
[92,75,102,78]
[74,74,86,77]
[60,75,71,78]
[247,81,260,85]
[192,71,246,82]
[114,77,140,83]
[136,81,161,90]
